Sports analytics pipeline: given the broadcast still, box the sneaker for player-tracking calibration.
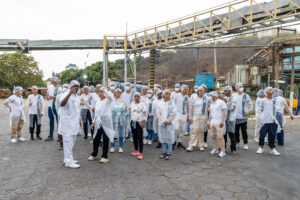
[18,137,26,142]
[218,152,226,158]
[177,143,185,150]
[185,132,190,136]
[99,158,109,163]
[110,147,115,153]
[147,140,152,145]
[143,139,148,145]
[230,151,237,155]
[165,153,171,160]
[186,146,193,152]
[88,156,97,161]
[199,147,205,151]
[270,148,280,156]
[172,142,177,149]
[90,140,93,144]
[254,138,259,143]
[30,135,34,140]
[45,136,53,142]
[130,138,133,143]
[203,143,208,148]
[243,144,249,150]
[118,148,123,153]
[36,135,42,140]
[137,153,143,160]
[156,143,162,148]
[160,153,166,159]
[83,136,88,140]
[11,138,17,143]
[256,147,264,154]
[131,150,139,156]
[73,160,78,164]
[65,163,80,168]
[59,146,63,150]
[210,149,219,155]
[126,136,130,139]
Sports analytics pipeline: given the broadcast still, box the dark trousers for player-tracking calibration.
[29,114,41,136]
[204,131,208,143]
[224,132,237,152]
[235,122,248,144]
[259,123,277,149]
[91,127,109,159]
[83,110,94,137]
[131,121,143,153]
[48,107,58,138]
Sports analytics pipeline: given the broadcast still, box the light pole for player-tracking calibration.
[83,74,88,86]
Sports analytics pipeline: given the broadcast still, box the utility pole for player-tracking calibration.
[214,38,217,76]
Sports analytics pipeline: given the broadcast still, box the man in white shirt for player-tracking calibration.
[58,80,81,168]
[4,86,26,143]
[223,86,237,154]
[26,86,44,140]
[45,76,62,142]
[140,86,148,103]
[275,89,294,146]
[256,87,281,156]
[233,82,252,150]
[171,83,180,100]
[208,91,227,158]
[108,82,117,98]
[122,82,134,139]
[80,86,93,139]
[173,85,189,149]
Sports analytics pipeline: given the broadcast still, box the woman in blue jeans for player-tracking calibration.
[156,89,177,160]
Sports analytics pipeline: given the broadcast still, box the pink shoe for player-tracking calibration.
[131,150,139,156]
[137,153,143,160]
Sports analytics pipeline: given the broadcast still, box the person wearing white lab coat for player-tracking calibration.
[122,82,134,140]
[80,86,93,139]
[153,90,163,148]
[26,86,44,140]
[171,83,181,100]
[4,86,26,143]
[156,89,177,160]
[172,85,189,150]
[254,89,265,143]
[208,91,227,158]
[145,89,155,145]
[200,84,211,148]
[88,88,115,163]
[58,80,81,168]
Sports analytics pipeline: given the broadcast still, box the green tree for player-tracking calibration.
[0,52,45,89]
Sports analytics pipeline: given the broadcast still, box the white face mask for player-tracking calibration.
[239,88,244,92]
[110,86,116,91]
[125,86,130,91]
[63,88,68,93]
[175,88,179,92]
[147,94,152,98]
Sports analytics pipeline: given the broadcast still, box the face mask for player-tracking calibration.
[175,88,179,92]
[110,86,116,91]
[239,88,244,92]
[77,90,80,95]
[125,86,130,91]
[63,88,68,93]
[147,94,152,98]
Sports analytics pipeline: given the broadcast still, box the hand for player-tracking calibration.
[189,119,193,124]
[80,121,82,128]
[90,123,95,130]
[50,96,56,99]
[141,121,145,129]
[207,124,210,130]
[245,112,249,117]
[40,113,44,117]
[291,116,294,120]
[69,87,77,94]
[92,108,95,112]
[163,121,169,126]
[29,102,32,106]
[219,122,224,128]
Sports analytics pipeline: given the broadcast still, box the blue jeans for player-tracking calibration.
[147,129,154,141]
[162,143,172,154]
[48,107,58,137]
[111,137,124,148]
[152,132,158,141]
[186,122,190,133]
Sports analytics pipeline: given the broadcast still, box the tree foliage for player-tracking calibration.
[0,52,45,89]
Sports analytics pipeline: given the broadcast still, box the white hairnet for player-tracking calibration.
[83,86,89,89]
[147,89,153,94]
[194,86,199,89]
[96,84,102,88]
[89,85,95,92]
[264,87,273,95]
[156,89,163,94]
[141,86,148,90]
[110,82,116,86]
[235,82,243,89]
[125,82,131,86]
[50,76,60,83]
[63,84,69,89]
[278,89,283,96]
[69,80,80,88]
[163,89,171,95]
[256,89,265,97]
[200,84,207,89]
[134,92,141,97]
[31,85,38,90]
[210,91,218,97]
[181,85,189,90]
[13,86,23,94]
[273,88,278,97]
[223,86,232,91]
[114,88,122,93]
[175,83,180,88]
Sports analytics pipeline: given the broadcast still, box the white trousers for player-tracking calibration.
[63,135,77,165]
[175,114,187,143]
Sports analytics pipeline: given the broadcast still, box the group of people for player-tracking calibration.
[4,76,294,169]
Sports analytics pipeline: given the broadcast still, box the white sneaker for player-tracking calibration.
[65,163,80,168]
[186,146,193,152]
[118,148,123,153]
[256,147,264,154]
[218,152,226,157]
[254,138,259,143]
[147,140,152,145]
[11,138,17,143]
[110,147,115,153]
[243,144,249,150]
[203,143,208,148]
[72,160,78,164]
[18,137,26,142]
[210,149,219,155]
[143,139,148,144]
[199,147,205,151]
[270,148,280,156]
